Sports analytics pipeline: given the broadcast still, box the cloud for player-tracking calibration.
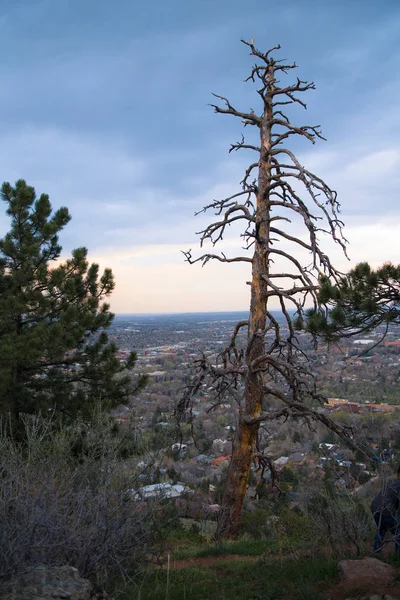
[86,243,250,313]
[0,0,399,312]
[87,213,400,314]
[0,124,249,259]
[1,120,398,279]
[0,127,148,242]
[300,140,400,219]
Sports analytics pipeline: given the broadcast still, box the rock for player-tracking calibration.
[345,594,396,600]
[339,557,397,587]
[0,565,93,600]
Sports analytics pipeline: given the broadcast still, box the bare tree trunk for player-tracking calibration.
[182,40,355,541]
[216,417,257,538]
[216,65,275,539]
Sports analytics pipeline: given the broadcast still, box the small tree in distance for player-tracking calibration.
[180,40,358,539]
[0,179,146,440]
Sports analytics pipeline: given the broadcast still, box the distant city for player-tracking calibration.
[106,310,400,509]
[109,311,400,408]
[111,311,286,350]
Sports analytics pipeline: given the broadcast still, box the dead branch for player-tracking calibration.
[180,40,353,539]
[182,250,252,266]
[210,94,262,126]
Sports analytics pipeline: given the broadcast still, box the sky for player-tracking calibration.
[0,0,399,313]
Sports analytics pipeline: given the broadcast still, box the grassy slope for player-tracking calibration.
[138,556,338,600]
[111,525,400,600]
[114,538,339,600]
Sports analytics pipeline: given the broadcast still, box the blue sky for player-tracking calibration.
[0,0,399,312]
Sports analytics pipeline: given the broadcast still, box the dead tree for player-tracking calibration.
[180,40,355,539]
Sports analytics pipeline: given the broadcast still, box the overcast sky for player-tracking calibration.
[0,0,399,313]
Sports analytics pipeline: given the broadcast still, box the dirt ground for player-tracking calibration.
[161,554,260,569]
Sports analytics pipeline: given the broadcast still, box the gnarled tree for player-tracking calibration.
[180,41,359,539]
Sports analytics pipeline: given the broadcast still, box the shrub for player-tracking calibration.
[0,413,166,586]
[280,466,299,486]
[274,508,312,543]
[357,470,372,485]
[240,508,273,540]
[297,482,373,556]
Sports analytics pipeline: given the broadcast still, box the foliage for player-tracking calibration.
[303,262,400,341]
[357,470,372,485]
[0,180,146,437]
[179,537,280,558]
[0,413,166,586]
[123,555,338,600]
[240,508,274,540]
[298,482,373,556]
[280,466,299,486]
[274,508,313,544]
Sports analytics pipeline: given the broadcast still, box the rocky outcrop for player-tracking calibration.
[0,565,108,600]
[339,557,397,587]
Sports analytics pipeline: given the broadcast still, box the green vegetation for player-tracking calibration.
[0,180,146,439]
[304,262,400,341]
[105,484,379,599]
[117,552,339,600]
[172,538,281,560]
[0,181,156,588]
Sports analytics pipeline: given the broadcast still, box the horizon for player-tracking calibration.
[114,310,250,316]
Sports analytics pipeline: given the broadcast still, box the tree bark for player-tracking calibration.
[216,65,274,539]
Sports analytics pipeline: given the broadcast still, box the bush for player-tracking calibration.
[274,508,312,543]
[0,413,166,586]
[357,470,372,485]
[280,466,299,486]
[240,508,273,540]
[298,482,373,556]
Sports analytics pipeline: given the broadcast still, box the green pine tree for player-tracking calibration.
[0,180,146,439]
[303,262,400,341]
